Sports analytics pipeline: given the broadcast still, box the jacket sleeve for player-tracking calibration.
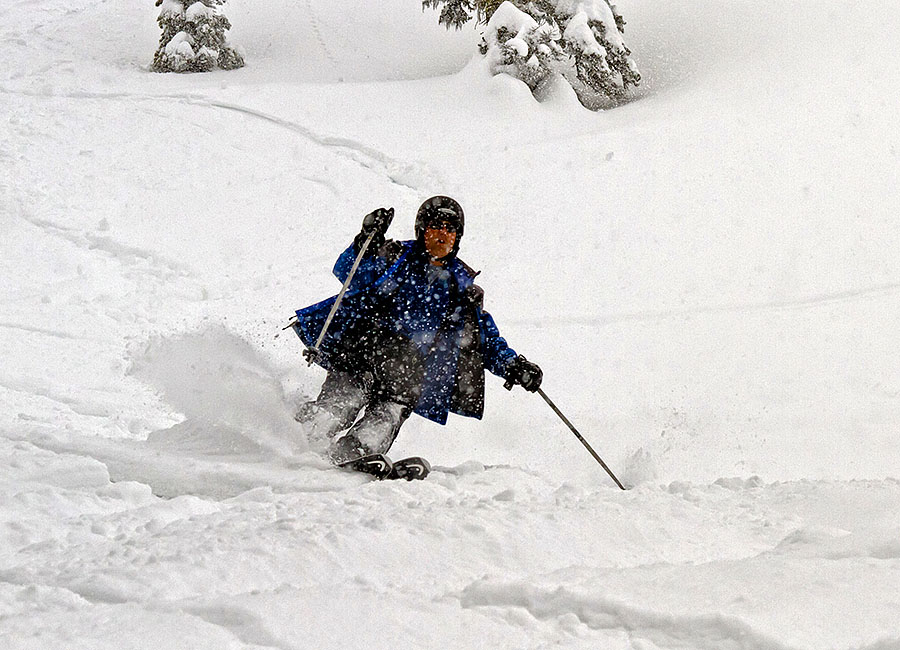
[479,308,518,378]
[332,242,388,290]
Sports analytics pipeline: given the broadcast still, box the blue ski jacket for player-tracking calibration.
[293,239,517,424]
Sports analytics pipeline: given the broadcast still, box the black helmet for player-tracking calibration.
[415,196,465,242]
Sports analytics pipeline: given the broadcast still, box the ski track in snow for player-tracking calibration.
[189,97,434,192]
[0,85,440,193]
[509,280,900,328]
[16,212,190,281]
[0,321,81,340]
[301,0,339,71]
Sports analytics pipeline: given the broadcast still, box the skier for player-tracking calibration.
[291,196,543,466]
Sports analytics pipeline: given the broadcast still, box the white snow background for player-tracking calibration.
[3,0,900,648]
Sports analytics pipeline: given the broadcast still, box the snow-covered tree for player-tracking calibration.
[424,0,640,108]
[423,0,505,28]
[151,0,244,73]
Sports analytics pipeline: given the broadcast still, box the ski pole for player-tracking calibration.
[302,209,393,365]
[535,387,627,490]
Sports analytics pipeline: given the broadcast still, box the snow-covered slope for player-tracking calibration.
[3,0,900,648]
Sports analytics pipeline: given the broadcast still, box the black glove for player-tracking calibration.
[302,347,321,366]
[504,355,542,392]
[463,284,484,309]
[354,207,394,252]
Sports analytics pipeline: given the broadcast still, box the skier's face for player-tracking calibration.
[424,224,457,261]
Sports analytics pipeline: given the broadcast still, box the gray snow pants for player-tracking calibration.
[296,328,424,463]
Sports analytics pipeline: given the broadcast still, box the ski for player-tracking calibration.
[389,456,431,481]
[338,453,394,480]
[338,454,431,481]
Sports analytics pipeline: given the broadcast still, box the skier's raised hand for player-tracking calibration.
[355,207,394,251]
[362,207,394,235]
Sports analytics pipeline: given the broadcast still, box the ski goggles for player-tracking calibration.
[424,219,459,234]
